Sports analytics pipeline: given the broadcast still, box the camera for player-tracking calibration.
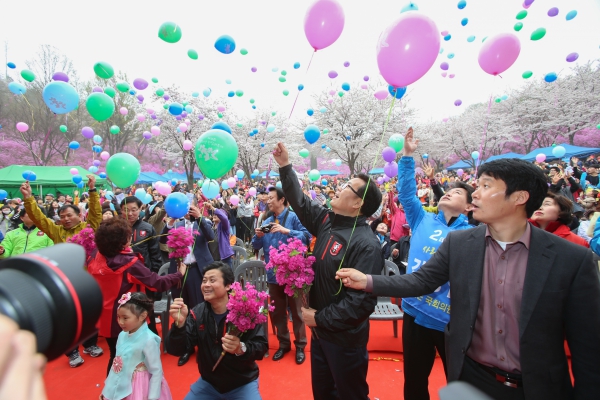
[260,223,274,233]
[0,244,102,361]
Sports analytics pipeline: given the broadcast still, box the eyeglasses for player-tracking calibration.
[340,182,361,198]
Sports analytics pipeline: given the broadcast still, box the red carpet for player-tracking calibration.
[44,319,446,400]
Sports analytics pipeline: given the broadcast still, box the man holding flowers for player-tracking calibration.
[251,186,311,364]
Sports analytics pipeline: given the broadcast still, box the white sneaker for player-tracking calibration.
[83,345,104,358]
[69,351,85,367]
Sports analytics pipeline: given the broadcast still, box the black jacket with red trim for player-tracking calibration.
[166,301,268,393]
[130,218,163,273]
[280,164,383,348]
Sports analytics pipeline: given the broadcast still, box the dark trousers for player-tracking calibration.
[105,336,118,377]
[172,262,204,309]
[460,357,525,400]
[402,313,448,400]
[237,217,253,243]
[311,336,369,400]
[65,333,98,358]
[267,283,306,351]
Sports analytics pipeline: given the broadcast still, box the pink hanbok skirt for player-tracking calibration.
[123,370,172,400]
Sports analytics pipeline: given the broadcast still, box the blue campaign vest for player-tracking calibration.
[402,210,472,331]
[580,172,600,192]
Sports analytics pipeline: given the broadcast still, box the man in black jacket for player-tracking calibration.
[273,142,383,400]
[167,262,268,399]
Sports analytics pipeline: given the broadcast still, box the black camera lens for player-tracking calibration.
[0,244,102,360]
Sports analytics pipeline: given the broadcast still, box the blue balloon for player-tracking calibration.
[304,125,320,144]
[341,82,350,91]
[171,178,178,186]
[168,103,184,116]
[267,124,276,133]
[552,146,566,158]
[22,170,36,181]
[201,179,220,199]
[444,34,452,41]
[214,35,236,54]
[467,35,475,42]
[225,79,232,84]
[227,91,235,97]
[293,62,301,69]
[566,10,577,21]
[203,88,212,97]
[42,81,79,114]
[544,72,557,83]
[252,105,256,109]
[326,147,331,152]
[88,166,99,173]
[236,169,245,179]
[184,105,193,113]
[93,135,103,144]
[8,82,26,95]
[320,107,327,113]
[0,190,7,201]
[275,181,282,188]
[92,145,102,153]
[129,90,136,95]
[135,188,146,202]
[72,175,83,184]
[105,191,114,200]
[335,160,342,167]
[260,143,265,147]
[164,192,190,218]
[501,95,508,100]
[6,62,15,69]
[252,129,259,134]
[192,92,199,97]
[143,193,152,204]
[321,144,326,149]
[69,141,80,150]
[76,181,85,188]
[461,18,468,26]
[211,121,232,134]
[168,169,173,173]
[298,84,304,91]
[99,172,107,179]
[250,173,258,179]
[253,169,259,175]
[457,0,466,9]
[221,180,229,190]
[447,53,455,59]
[401,2,419,12]
[388,85,407,99]
[321,179,327,185]
[346,135,351,140]
[307,109,314,116]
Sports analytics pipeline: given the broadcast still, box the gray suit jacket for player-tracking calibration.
[371,223,600,400]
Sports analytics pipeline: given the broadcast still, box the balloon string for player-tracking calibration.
[475,77,496,174]
[288,50,316,119]
[333,96,397,296]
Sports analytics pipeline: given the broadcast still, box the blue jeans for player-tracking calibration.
[184,378,261,400]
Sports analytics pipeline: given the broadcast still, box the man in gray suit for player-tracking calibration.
[337,157,600,400]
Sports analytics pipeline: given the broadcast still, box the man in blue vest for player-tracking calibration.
[396,128,474,400]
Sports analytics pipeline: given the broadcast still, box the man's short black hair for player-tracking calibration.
[450,181,474,204]
[268,187,288,207]
[58,204,80,216]
[478,159,548,218]
[356,173,382,217]
[121,196,142,208]
[203,261,235,287]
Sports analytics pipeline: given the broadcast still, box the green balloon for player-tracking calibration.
[195,129,239,179]
[163,104,169,109]
[323,129,329,134]
[86,92,115,122]
[271,112,276,116]
[516,10,527,20]
[281,70,287,76]
[514,22,523,31]
[530,27,546,41]
[597,124,600,130]
[20,69,35,82]
[338,91,344,97]
[495,98,501,103]
[240,48,248,55]
[235,90,244,97]
[104,87,116,98]
[182,102,188,107]
[106,153,141,188]
[188,49,198,60]
[279,77,287,83]
[250,99,255,104]
[116,81,130,92]
[156,88,164,96]
[110,125,120,134]
[237,123,243,128]
[299,149,310,158]
[482,36,488,43]
[218,113,223,118]
[158,22,182,43]
[522,70,533,79]
[151,77,158,83]
[59,125,68,133]
[93,62,114,79]
[308,169,321,182]
[388,134,405,152]
[283,90,289,96]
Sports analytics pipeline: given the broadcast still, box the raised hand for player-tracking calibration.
[272,142,290,167]
[403,127,418,157]
[423,162,435,179]
[169,298,188,327]
[20,182,32,199]
[86,174,96,190]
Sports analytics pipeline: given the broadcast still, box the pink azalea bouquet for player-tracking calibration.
[212,282,273,371]
[265,238,316,302]
[166,227,197,260]
[67,226,96,261]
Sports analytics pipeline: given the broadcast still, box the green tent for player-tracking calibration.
[0,165,108,199]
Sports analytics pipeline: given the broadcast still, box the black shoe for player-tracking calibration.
[272,348,290,361]
[178,352,193,366]
[295,348,306,365]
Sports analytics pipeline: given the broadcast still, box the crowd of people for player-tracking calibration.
[1,131,600,399]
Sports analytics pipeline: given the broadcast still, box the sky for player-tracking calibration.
[1,0,599,124]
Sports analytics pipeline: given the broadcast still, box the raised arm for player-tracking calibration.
[86,175,102,231]
[20,181,61,242]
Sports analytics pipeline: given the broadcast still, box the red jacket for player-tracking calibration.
[530,220,590,248]
[88,250,182,338]
[388,195,409,242]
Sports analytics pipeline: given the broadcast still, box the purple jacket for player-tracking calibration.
[214,208,234,259]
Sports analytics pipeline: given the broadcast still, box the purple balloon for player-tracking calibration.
[52,72,69,82]
[383,175,391,182]
[181,112,188,118]
[524,0,534,5]
[151,114,157,119]
[176,115,182,121]
[198,114,205,120]
[133,78,148,90]
[376,177,384,185]
[328,70,338,79]
[93,160,101,167]
[547,7,559,17]
[137,94,144,102]
[251,66,257,72]
[566,52,579,62]
[260,120,267,125]
[81,126,94,139]
[454,99,462,106]
[343,61,350,67]
[363,75,370,81]
[163,95,170,101]
[382,146,397,163]
[143,132,152,139]
[92,87,103,93]
[309,190,316,199]
[440,62,449,70]
[384,161,398,178]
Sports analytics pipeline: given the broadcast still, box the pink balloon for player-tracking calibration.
[182,140,193,151]
[217,105,226,112]
[119,107,128,115]
[229,195,240,206]
[178,123,188,133]
[442,118,449,122]
[146,108,155,114]
[227,177,236,188]
[136,114,145,122]
[248,187,257,196]
[304,0,345,51]
[374,89,389,100]
[150,126,160,136]
[441,72,447,77]
[449,74,455,78]
[360,84,368,89]
[100,151,110,160]
[70,168,79,175]
[457,168,464,177]
[327,98,334,104]
[535,153,546,163]
[16,122,28,132]
[477,33,521,76]
[328,89,336,96]
[377,13,441,87]
[441,30,449,36]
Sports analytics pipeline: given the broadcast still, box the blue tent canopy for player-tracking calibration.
[368,168,385,175]
[319,169,341,176]
[137,171,167,184]
[447,152,524,170]
[161,171,203,181]
[446,160,471,171]
[520,144,600,162]
[258,171,280,178]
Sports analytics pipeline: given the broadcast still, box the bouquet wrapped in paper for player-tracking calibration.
[67,225,96,262]
[166,226,197,262]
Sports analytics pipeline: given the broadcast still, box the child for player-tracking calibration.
[100,292,172,400]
